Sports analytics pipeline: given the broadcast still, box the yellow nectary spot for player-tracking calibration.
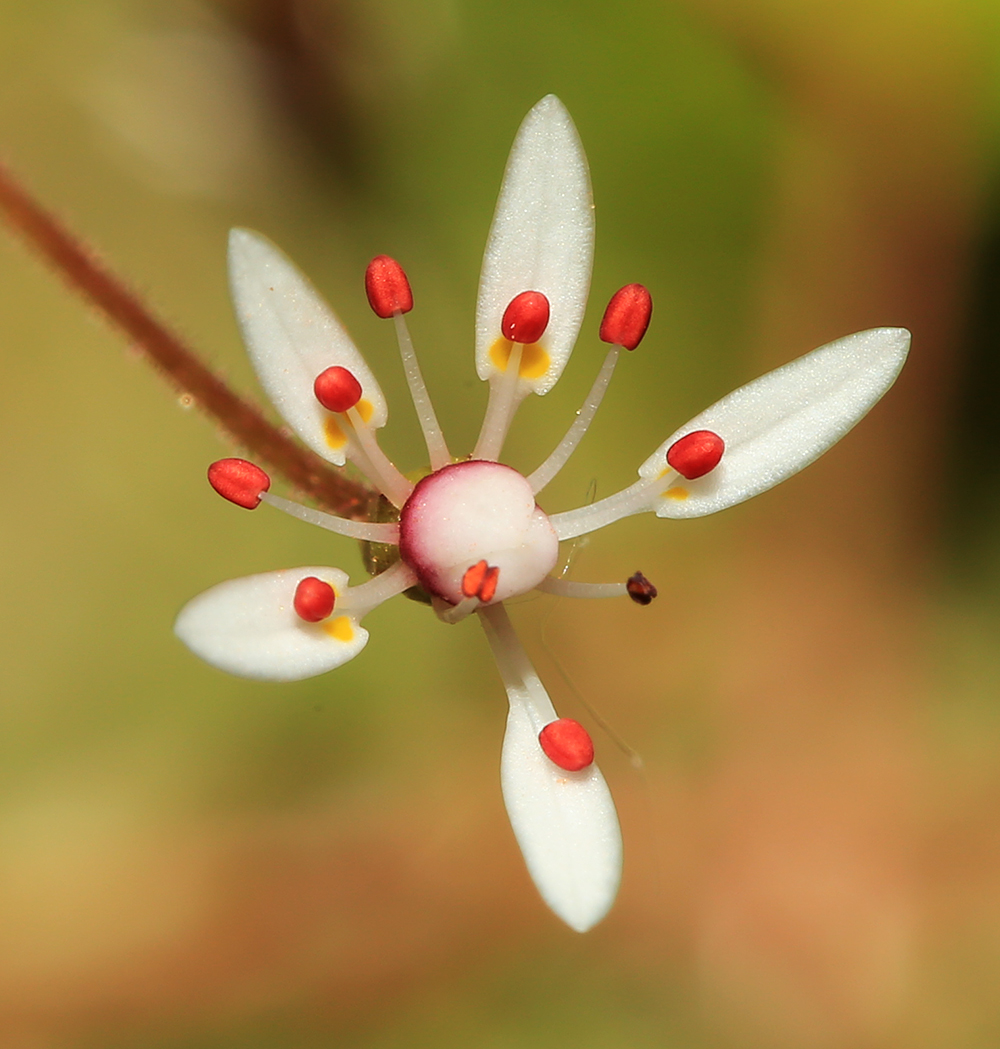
[357,399,374,423]
[489,337,550,380]
[324,415,347,449]
[663,487,689,500]
[323,615,354,642]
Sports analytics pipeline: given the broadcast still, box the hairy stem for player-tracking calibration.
[0,162,372,518]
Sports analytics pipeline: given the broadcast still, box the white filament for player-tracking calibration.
[529,346,620,494]
[536,576,627,599]
[474,341,525,461]
[338,559,418,614]
[434,595,480,624]
[346,407,414,508]
[260,492,399,543]
[394,312,451,471]
[549,476,659,540]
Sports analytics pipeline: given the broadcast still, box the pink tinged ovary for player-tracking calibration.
[398,460,559,606]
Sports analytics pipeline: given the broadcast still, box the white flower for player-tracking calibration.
[174,95,910,933]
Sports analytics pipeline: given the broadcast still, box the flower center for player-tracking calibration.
[398,460,559,606]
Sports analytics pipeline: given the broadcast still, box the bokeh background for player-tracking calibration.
[2,0,1000,1046]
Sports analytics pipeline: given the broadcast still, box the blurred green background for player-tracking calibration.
[3,0,1000,1046]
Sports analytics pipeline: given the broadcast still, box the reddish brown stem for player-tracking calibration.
[0,162,371,518]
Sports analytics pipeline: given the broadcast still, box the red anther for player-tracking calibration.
[365,255,413,318]
[478,565,500,604]
[462,560,489,599]
[207,458,270,509]
[626,571,657,606]
[501,291,550,344]
[293,576,336,622]
[666,429,725,479]
[599,283,652,350]
[539,718,594,772]
[314,366,363,413]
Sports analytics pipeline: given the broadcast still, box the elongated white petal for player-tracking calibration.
[175,567,368,681]
[639,327,911,518]
[480,605,621,932]
[501,695,622,933]
[228,229,387,467]
[475,96,594,396]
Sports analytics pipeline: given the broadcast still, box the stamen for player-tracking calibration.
[393,312,451,471]
[550,476,660,541]
[625,571,657,605]
[528,346,620,495]
[539,718,594,771]
[536,576,628,599]
[207,458,270,509]
[666,430,725,479]
[365,255,413,318]
[260,492,399,543]
[364,253,450,470]
[314,366,363,413]
[599,284,652,350]
[294,576,336,622]
[502,291,550,344]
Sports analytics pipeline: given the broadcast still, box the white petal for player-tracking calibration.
[228,229,387,467]
[175,567,368,681]
[639,327,910,518]
[501,694,622,933]
[475,95,594,396]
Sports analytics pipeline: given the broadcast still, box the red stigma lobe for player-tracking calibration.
[666,429,725,479]
[478,565,500,604]
[599,284,652,350]
[293,577,336,622]
[460,560,501,603]
[461,560,488,598]
[207,458,271,509]
[626,571,657,605]
[365,255,413,318]
[501,291,550,344]
[314,366,363,413]
[538,718,594,771]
